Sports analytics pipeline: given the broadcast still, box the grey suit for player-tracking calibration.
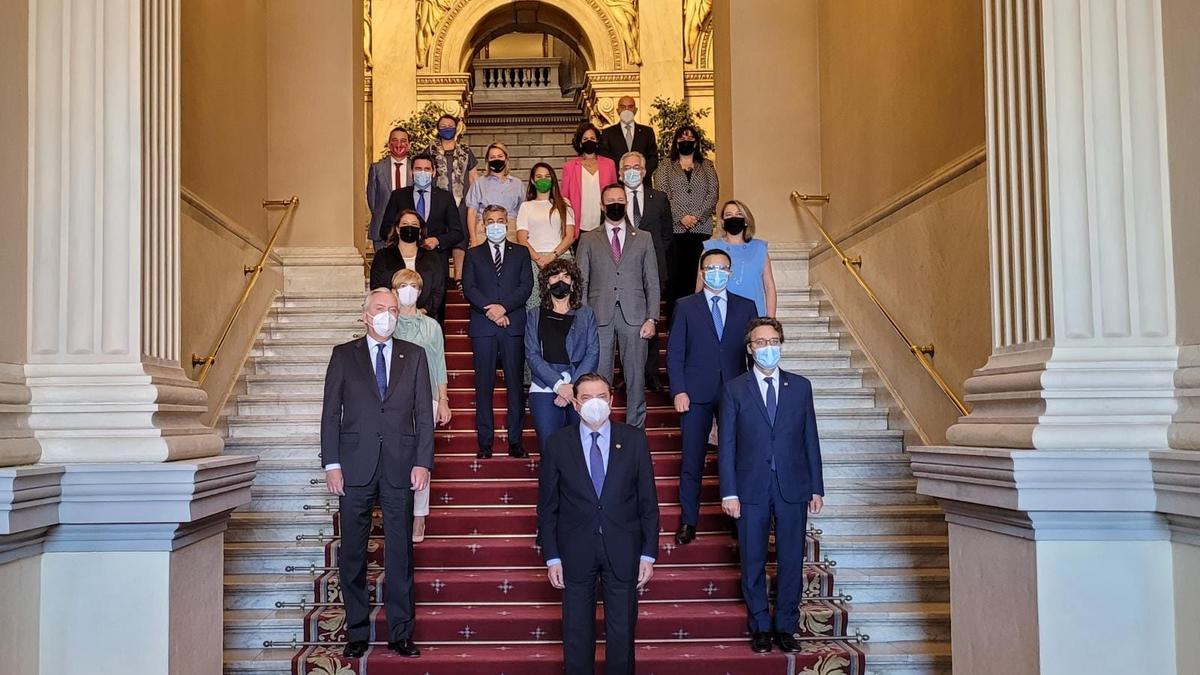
[577,221,660,427]
[367,156,405,247]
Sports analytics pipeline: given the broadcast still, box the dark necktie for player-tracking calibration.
[375,343,388,399]
[493,243,503,275]
[610,226,622,262]
[589,431,605,498]
[711,296,723,336]
[765,376,777,425]
[631,190,641,228]
[416,189,427,221]
[394,161,404,189]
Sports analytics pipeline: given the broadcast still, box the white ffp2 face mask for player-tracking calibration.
[397,286,420,307]
[579,397,611,426]
[370,311,397,335]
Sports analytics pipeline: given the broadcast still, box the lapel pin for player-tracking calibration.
[615,443,622,450]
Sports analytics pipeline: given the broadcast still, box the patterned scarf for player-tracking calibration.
[427,142,473,204]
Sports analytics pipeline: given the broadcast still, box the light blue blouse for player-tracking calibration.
[703,238,769,316]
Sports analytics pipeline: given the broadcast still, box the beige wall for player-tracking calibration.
[0,556,39,674]
[486,33,546,59]
[169,535,225,674]
[266,0,362,248]
[713,0,821,243]
[1174,541,1200,675]
[0,0,28,365]
[181,0,269,241]
[817,0,985,235]
[1162,0,1200,346]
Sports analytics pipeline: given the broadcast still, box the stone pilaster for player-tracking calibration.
[25,0,220,464]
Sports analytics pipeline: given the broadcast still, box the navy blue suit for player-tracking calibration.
[719,368,824,635]
[537,422,660,674]
[462,241,533,450]
[666,290,757,526]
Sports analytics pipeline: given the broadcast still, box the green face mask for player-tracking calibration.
[533,177,553,194]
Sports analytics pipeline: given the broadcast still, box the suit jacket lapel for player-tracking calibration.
[383,341,405,400]
[355,338,382,401]
[598,424,622,502]
[568,427,599,504]
[748,371,772,427]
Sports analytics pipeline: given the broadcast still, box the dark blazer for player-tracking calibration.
[537,422,660,582]
[599,122,659,183]
[524,305,601,389]
[368,246,446,315]
[718,369,825,504]
[319,337,436,488]
[667,291,757,404]
[379,185,464,249]
[366,156,400,243]
[461,241,533,337]
[629,186,673,286]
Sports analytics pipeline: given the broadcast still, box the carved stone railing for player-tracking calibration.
[472,57,561,102]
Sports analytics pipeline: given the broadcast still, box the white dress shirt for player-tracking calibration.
[722,365,780,500]
[604,219,628,250]
[545,421,656,566]
[624,184,644,227]
[390,157,408,191]
[325,335,393,471]
[703,288,728,331]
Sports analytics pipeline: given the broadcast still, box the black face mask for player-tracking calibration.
[580,139,599,155]
[723,217,746,235]
[676,140,697,155]
[488,159,506,173]
[605,202,627,222]
[398,226,421,243]
[548,281,572,299]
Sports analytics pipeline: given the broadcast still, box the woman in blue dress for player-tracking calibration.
[698,199,777,316]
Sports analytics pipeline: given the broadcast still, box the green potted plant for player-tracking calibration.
[385,102,449,157]
[648,96,714,158]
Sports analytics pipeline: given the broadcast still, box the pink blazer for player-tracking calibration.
[560,155,617,236]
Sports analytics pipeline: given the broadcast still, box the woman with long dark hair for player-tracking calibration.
[524,258,599,455]
[652,124,720,312]
[517,162,577,308]
[369,209,447,319]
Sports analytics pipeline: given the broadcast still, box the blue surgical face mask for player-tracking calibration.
[412,170,433,189]
[703,268,730,291]
[438,126,457,140]
[753,345,781,370]
[485,222,507,243]
[623,168,643,188]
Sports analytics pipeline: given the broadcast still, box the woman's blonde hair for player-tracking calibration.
[485,142,510,176]
[391,268,423,291]
[718,199,756,241]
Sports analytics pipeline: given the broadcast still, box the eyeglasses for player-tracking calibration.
[750,338,781,348]
[702,264,731,272]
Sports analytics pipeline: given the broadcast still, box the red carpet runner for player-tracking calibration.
[290,290,865,674]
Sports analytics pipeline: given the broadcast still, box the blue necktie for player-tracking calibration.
[711,296,723,336]
[765,376,777,425]
[589,431,605,498]
[375,343,388,399]
[416,189,427,221]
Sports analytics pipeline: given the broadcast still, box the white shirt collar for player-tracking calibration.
[703,288,728,303]
[753,365,780,387]
[366,334,392,350]
[391,156,407,166]
[605,219,627,234]
[580,420,611,445]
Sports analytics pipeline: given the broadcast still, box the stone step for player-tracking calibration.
[225,541,326,576]
[833,568,950,605]
[224,648,291,675]
[222,428,907,459]
[847,602,952,644]
[861,640,953,675]
[817,535,949,569]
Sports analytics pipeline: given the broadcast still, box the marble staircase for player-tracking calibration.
[221,248,951,674]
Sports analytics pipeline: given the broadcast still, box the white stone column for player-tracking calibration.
[25,0,220,463]
[915,1,1186,672]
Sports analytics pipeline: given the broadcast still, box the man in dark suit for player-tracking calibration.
[537,373,660,675]
[599,96,659,187]
[620,150,673,391]
[461,205,533,458]
[320,287,435,659]
[667,248,757,545]
[718,317,825,655]
[378,153,464,253]
[367,126,412,250]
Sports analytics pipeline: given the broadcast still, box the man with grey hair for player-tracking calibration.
[620,150,672,391]
[320,287,434,659]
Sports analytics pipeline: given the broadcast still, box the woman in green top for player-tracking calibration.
[391,268,451,543]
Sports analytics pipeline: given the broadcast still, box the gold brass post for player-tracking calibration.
[790,190,968,417]
[194,196,300,385]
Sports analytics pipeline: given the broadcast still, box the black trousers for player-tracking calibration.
[339,461,415,642]
[561,534,639,675]
[667,232,708,314]
[471,333,525,449]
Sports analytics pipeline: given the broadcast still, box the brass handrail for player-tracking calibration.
[192,196,299,384]
[790,191,969,417]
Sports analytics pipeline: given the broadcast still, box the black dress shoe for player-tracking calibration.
[476,447,493,459]
[645,375,663,392]
[388,638,421,657]
[343,640,368,658]
[774,631,800,653]
[674,523,696,545]
[750,632,773,653]
[508,445,528,458]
